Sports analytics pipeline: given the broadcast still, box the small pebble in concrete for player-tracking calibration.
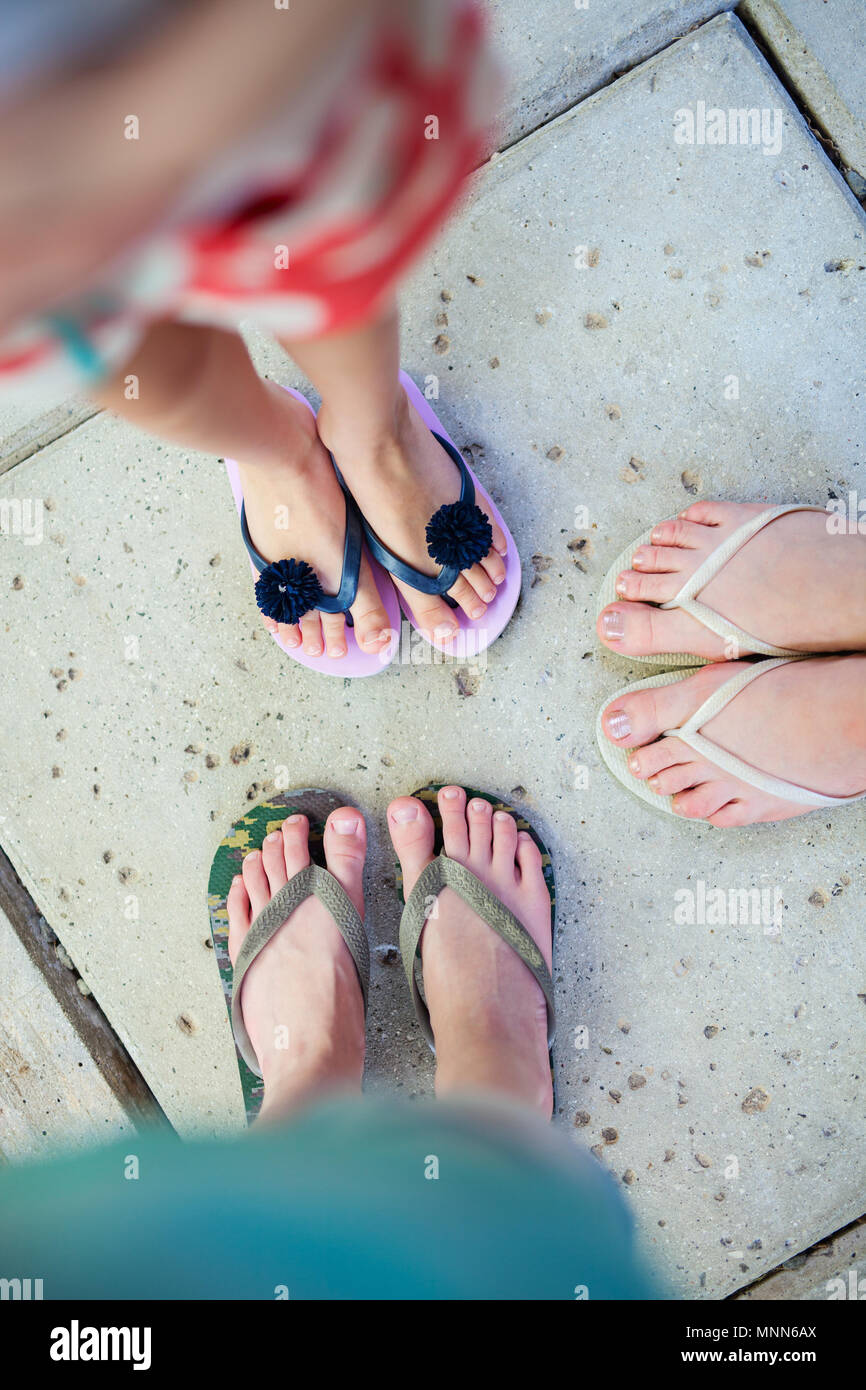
[11,574,23,590]
[664,243,675,256]
[808,888,828,908]
[604,403,622,420]
[185,743,203,755]
[681,468,701,494]
[622,455,647,483]
[664,1150,675,1163]
[455,668,483,698]
[374,944,400,965]
[209,554,221,567]
[535,307,553,324]
[695,1153,712,1168]
[602,1127,618,1144]
[433,335,450,355]
[102,851,113,863]
[51,766,62,779]
[573,1111,591,1127]
[55,679,68,692]
[205,753,221,769]
[465,274,484,285]
[628,1073,647,1090]
[667,267,684,280]
[435,311,449,328]
[55,729,67,742]
[609,1089,622,1103]
[488,357,500,369]
[622,1169,636,1185]
[183,771,198,784]
[546,446,564,461]
[176,1013,199,1036]
[439,289,452,302]
[117,867,139,885]
[68,668,81,681]
[704,1025,719,1039]
[230,743,254,764]
[76,977,92,997]
[742,1086,772,1114]
[584,312,608,330]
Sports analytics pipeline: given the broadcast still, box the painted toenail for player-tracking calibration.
[602,611,625,640]
[607,710,632,740]
[629,756,640,774]
[392,804,419,823]
[441,788,461,799]
[332,817,359,835]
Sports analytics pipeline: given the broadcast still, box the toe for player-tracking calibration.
[261,830,288,894]
[387,796,436,895]
[437,785,470,859]
[515,830,545,890]
[320,611,348,659]
[706,801,751,828]
[647,762,705,796]
[299,611,324,657]
[467,797,493,866]
[351,558,395,652]
[241,849,270,918]
[672,782,737,820]
[676,500,737,527]
[461,562,497,604]
[480,548,506,586]
[596,600,701,657]
[275,621,301,649]
[404,588,459,646]
[649,517,710,548]
[488,513,508,557]
[615,569,680,603]
[323,808,367,917]
[631,544,688,574]
[626,735,694,780]
[281,813,311,877]
[491,810,519,877]
[227,874,251,965]
[447,573,487,621]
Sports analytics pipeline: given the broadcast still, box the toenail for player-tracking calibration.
[232,875,242,886]
[265,832,281,843]
[602,611,625,640]
[332,646,347,658]
[493,573,505,585]
[483,590,495,602]
[651,527,663,543]
[496,543,508,556]
[493,811,511,823]
[616,576,628,595]
[285,636,300,648]
[631,552,643,568]
[332,816,359,835]
[392,804,419,823]
[470,606,485,619]
[441,787,461,799]
[471,799,489,813]
[648,776,660,791]
[286,815,303,825]
[628,756,640,774]
[606,710,632,740]
[434,624,456,640]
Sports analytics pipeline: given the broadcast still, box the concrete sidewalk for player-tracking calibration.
[0,10,864,1298]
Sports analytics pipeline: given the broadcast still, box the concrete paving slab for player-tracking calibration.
[741,0,866,188]
[0,907,132,1162]
[0,11,864,1295]
[734,1214,865,1300]
[490,0,736,144]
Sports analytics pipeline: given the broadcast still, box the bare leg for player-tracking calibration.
[89,320,392,658]
[280,301,510,648]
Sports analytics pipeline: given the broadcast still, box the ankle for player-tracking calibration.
[317,387,412,472]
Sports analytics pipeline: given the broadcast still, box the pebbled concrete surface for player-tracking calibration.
[0,12,864,1295]
[740,0,866,188]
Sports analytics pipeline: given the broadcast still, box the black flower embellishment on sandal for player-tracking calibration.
[254,558,324,625]
[425,500,493,569]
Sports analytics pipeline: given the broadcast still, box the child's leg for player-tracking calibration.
[280,300,509,645]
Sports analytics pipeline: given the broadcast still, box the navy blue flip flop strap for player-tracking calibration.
[342,431,488,598]
[241,482,363,625]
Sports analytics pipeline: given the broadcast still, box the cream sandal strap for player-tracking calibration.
[666,657,866,808]
[660,505,828,657]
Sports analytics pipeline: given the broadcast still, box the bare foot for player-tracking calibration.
[226,807,367,1123]
[387,787,553,1117]
[601,654,866,825]
[318,388,508,649]
[238,385,394,660]
[598,500,866,660]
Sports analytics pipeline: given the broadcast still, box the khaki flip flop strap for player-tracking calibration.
[666,657,866,808]
[400,852,556,1050]
[231,864,369,1077]
[660,505,828,657]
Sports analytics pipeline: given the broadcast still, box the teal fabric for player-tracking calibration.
[0,1095,659,1300]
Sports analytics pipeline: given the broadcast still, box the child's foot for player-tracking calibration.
[226,808,367,1122]
[598,501,866,661]
[601,654,866,825]
[318,388,508,649]
[238,386,394,660]
[387,788,553,1116]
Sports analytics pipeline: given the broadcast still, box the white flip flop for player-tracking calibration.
[596,503,830,667]
[595,657,866,819]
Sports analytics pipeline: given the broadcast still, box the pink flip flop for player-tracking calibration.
[336,370,521,659]
[225,387,401,678]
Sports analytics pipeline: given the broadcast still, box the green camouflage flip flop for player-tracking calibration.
[395,784,557,1096]
[207,788,368,1126]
